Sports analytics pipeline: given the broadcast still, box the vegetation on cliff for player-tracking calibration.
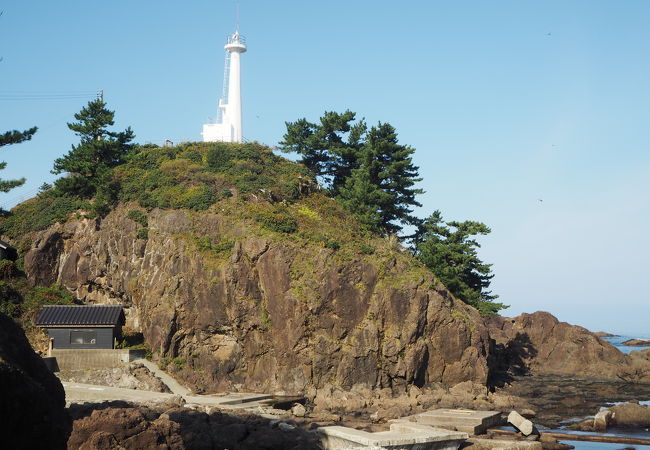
[0,259,75,350]
[0,100,505,316]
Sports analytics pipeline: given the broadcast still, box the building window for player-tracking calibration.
[70,330,97,345]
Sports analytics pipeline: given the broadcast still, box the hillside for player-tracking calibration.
[1,142,493,394]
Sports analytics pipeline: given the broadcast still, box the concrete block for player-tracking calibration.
[319,424,467,449]
[406,409,502,435]
[507,411,534,436]
[465,438,542,449]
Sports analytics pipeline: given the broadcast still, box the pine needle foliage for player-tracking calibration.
[280,111,422,235]
[0,126,37,193]
[52,98,134,214]
[415,211,507,315]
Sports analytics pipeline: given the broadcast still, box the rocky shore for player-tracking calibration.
[622,338,650,347]
[67,400,321,450]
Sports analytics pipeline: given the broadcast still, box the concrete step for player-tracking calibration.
[401,409,502,435]
[319,424,467,449]
[216,393,274,405]
[465,438,542,449]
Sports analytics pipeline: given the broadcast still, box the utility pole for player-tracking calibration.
[96,90,104,141]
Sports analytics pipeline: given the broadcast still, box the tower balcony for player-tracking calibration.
[225,33,247,53]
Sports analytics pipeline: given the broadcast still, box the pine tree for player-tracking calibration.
[52,98,134,199]
[415,211,507,315]
[279,110,363,191]
[0,126,37,193]
[338,123,423,234]
[281,111,423,234]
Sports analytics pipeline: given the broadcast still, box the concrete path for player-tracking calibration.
[63,381,272,410]
[135,358,191,396]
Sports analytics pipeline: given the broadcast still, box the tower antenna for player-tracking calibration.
[235,2,240,32]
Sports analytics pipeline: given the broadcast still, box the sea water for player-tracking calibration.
[602,334,650,354]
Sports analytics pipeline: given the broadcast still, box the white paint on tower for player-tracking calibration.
[202,31,247,143]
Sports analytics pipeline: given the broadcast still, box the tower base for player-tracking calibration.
[202,123,236,143]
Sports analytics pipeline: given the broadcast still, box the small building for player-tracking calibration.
[0,239,18,261]
[35,305,125,349]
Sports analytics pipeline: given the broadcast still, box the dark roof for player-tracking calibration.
[35,305,125,327]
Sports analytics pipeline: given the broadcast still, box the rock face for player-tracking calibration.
[68,405,320,450]
[23,206,492,394]
[0,312,71,449]
[68,407,184,450]
[486,312,650,382]
[593,331,616,338]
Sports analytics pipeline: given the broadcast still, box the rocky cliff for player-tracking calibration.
[23,205,492,394]
[487,312,650,382]
[0,311,71,448]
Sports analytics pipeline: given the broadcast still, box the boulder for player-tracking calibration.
[0,312,72,449]
[610,402,650,428]
[291,403,307,417]
[593,409,612,431]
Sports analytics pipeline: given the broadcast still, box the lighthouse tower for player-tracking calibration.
[202,31,247,143]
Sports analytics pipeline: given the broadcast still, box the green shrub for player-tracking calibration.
[206,145,233,171]
[180,186,216,211]
[127,210,148,227]
[173,358,186,368]
[359,244,375,255]
[260,308,272,329]
[136,228,149,240]
[195,236,212,251]
[212,239,233,254]
[315,234,340,251]
[256,206,298,234]
[0,281,22,317]
[0,260,17,279]
[180,149,203,163]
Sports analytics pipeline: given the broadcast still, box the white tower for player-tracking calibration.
[202,31,247,143]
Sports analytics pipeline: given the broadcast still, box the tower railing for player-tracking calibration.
[226,34,246,45]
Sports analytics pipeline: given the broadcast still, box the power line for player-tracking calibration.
[0,90,99,101]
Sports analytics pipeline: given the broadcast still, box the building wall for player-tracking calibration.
[47,327,116,349]
[49,349,145,370]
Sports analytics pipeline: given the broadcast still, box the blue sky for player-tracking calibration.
[1,1,649,335]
